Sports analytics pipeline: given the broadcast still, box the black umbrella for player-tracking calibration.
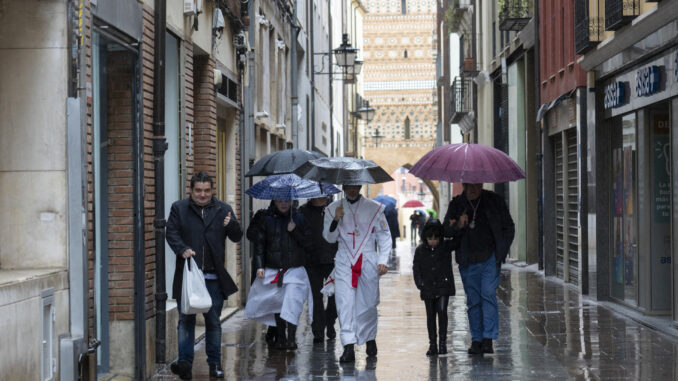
[294,157,394,185]
[245,149,325,177]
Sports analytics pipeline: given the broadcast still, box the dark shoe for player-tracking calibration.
[467,341,483,355]
[438,340,447,355]
[426,343,438,356]
[170,361,192,380]
[265,326,277,346]
[326,325,336,340]
[366,340,377,356]
[286,324,298,350]
[208,364,224,379]
[339,344,355,363]
[313,336,324,343]
[481,338,493,354]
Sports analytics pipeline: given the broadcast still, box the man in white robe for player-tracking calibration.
[323,185,392,362]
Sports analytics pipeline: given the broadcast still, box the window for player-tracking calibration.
[401,0,407,14]
[404,50,408,58]
[404,117,411,139]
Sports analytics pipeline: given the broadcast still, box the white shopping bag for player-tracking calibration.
[181,257,212,314]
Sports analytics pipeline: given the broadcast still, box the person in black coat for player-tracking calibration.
[443,183,514,356]
[254,199,312,350]
[166,171,242,380]
[413,219,455,356]
[300,196,339,343]
[385,207,400,250]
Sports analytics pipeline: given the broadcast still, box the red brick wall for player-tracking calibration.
[141,5,156,318]
[193,55,218,178]
[106,51,136,321]
[539,0,586,104]
[185,42,195,196]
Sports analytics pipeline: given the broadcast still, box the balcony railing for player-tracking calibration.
[498,0,533,31]
[575,0,605,55]
[450,76,474,123]
[605,0,639,30]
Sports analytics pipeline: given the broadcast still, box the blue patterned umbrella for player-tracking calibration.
[245,174,341,200]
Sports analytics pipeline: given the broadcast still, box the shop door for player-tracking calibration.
[92,29,139,375]
[554,128,580,285]
[611,113,638,305]
[649,103,671,312]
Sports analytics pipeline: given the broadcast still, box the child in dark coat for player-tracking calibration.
[413,219,456,356]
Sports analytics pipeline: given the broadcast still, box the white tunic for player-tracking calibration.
[323,197,392,345]
[244,267,313,326]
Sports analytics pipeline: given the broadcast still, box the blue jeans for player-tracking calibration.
[458,254,501,342]
[177,279,224,366]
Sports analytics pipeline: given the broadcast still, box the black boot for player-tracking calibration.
[426,323,437,356]
[326,324,336,340]
[481,338,493,354]
[274,315,287,350]
[366,340,377,356]
[438,337,447,355]
[170,361,192,380]
[426,343,437,356]
[286,323,298,350]
[339,344,355,363]
[208,364,224,379]
[265,326,277,346]
[467,341,483,355]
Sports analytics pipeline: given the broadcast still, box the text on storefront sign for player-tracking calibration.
[604,82,625,109]
[635,65,660,97]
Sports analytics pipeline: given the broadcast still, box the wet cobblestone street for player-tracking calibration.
[154,243,678,380]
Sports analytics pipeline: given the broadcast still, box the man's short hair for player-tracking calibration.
[190,171,213,188]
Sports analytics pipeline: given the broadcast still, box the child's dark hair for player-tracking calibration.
[420,219,443,244]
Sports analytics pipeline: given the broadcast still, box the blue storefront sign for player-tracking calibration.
[636,65,660,97]
[604,82,625,109]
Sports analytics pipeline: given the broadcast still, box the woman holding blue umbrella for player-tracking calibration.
[244,174,340,350]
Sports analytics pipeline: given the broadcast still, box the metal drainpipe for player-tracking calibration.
[310,0,315,152]
[152,0,168,364]
[534,0,543,270]
[240,0,256,301]
[328,3,334,156]
[133,49,147,381]
[291,1,299,147]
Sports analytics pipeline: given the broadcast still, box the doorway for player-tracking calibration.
[92,28,140,375]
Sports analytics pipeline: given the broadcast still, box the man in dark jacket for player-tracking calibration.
[166,171,242,380]
[443,183,514,356]
[300,196,338,343]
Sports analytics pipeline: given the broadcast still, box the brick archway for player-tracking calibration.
[364,142,439,212]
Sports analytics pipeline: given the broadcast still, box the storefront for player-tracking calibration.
[595,34,678,318]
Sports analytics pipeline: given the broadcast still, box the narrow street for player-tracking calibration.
[153,243,678,380]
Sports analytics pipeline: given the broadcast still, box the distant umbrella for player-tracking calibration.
[245,149,325,177]
[245,174,340,200]
[373,195,397,212]
[409,143,526,183]
[402,200,425,208]
[294,157,393,185]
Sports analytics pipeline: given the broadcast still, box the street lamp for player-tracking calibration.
[333,33,358,68]
[371,127,384,147]
[313,34,363,82]
[356,100,375,122]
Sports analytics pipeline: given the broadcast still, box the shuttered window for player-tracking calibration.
[554,128,579,285]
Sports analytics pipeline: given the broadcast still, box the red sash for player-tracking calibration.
[350,254,363,288]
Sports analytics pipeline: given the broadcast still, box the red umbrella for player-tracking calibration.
[402,200,425,208]
[409,143,526,183]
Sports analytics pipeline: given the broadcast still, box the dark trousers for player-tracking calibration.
[306,264,337,338]
[424,296,449,345]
